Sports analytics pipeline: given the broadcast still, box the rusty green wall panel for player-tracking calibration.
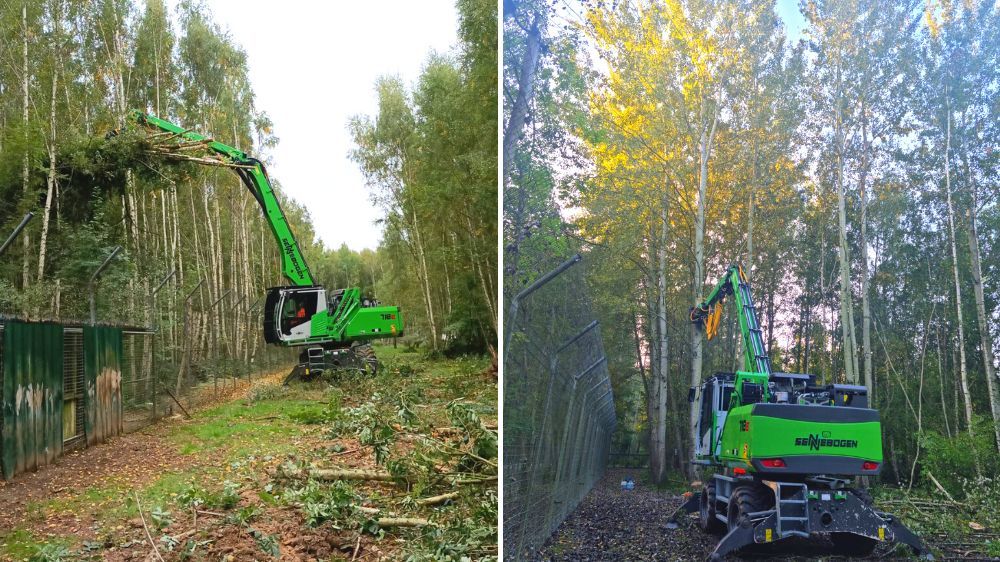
[2,321,64,480]
[84,326,123,446]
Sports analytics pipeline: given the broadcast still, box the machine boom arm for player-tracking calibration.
[131,111,315,286]
[690,264,772,376]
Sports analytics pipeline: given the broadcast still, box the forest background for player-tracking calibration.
[0,0,498,376]
[504,0,1000,497]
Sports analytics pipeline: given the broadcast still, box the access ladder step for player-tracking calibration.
[306,347,325,371]
[775,483,810,539]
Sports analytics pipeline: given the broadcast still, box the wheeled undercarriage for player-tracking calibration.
[283,343,379,384]
[671,473,932,560]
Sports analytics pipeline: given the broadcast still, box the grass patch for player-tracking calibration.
[166,384,328,458]
[0,345,497,561]
[0,529,59,561]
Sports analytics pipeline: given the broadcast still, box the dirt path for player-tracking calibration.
[538,469,940,561]
[0,431,190,534]
[538,469,716,561]
[0,367,291,534]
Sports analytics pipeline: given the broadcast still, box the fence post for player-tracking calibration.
[178,279,205,408]
[228,294,246,388]
[544,352,606,537]
[89,246,122,325]
[537,318,601,522]
[207,289,232,397]
[0,212,33,257]
[246,297,261,383]
[504,254,581,352]
[148,270,176,421]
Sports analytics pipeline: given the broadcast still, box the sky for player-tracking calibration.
[174,0,799,253]
[775,0,807,41]
[166,0,459,252]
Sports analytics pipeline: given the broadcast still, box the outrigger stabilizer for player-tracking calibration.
[668,477,932,560]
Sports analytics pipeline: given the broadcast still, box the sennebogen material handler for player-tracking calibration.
[670,265,932,560]
[122,112,404,378]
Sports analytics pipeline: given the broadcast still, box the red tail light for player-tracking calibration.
[733,467,747,475]
[863,461,879,470]
[761,458,786,468]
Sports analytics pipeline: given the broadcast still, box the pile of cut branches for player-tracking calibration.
[274,391,498,560]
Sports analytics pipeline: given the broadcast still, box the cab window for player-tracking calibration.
[280,292,319,334]
[720,385,734,411]
[699,383,715,445]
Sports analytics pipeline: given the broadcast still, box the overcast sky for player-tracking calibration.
[173,0,798,252]
[166,0,459,252]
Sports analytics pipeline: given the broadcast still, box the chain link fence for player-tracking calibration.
[503,254,617,561]
[120,331,157,432]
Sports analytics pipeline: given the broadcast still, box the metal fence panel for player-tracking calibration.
[1,321,65,480]
[0,310,292,480]
[503,255,616,560]
[84,326,124,445]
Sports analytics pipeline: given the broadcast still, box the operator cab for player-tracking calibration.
[692,373,736,458]
[263,286,327,345]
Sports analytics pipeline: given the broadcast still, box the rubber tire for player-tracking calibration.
[831,532,878,557]
[353,344,378,377]
[699,482,724,533]
[726,484,771,533]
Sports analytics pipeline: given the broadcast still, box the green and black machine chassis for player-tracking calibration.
[670,265,931,560]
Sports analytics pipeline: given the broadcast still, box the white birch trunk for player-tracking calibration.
[21,3,31,290]
[37,65,58,283]
[859,110,874,398]
[943,103,974,435]
[653,203,669,485]
[962,144,1000,451]
[834,100,858,383]
[411,209,438,350]
[688,110,717,473]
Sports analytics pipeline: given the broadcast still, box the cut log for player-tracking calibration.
[375,517,431,528]
[454,476,497,485]
[351,506,432,528]
[416,491,459,506]
[278,465,397,482]
[312,468,395,482]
